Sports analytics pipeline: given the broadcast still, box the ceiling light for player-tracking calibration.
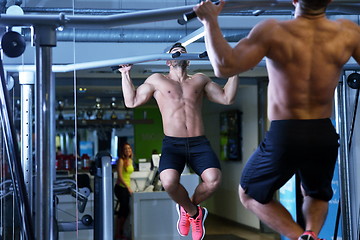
[78,87,87,93]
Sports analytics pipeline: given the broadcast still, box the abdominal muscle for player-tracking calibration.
[159,99,205,137]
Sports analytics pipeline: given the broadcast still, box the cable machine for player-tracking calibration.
[1,1,360,240]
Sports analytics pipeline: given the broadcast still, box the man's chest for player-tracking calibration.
[157,80,205,100]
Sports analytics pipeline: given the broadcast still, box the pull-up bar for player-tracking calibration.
[4,52,209,73]
[0,0,278,28]
[1,1,359,240]
[1,1,360,29]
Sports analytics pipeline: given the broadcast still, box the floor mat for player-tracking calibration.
[204,234,246,240]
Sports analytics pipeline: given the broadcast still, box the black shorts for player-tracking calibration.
[159,135,221,176]
[240,119,339,204]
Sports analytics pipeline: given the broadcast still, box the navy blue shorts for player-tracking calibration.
[159,135,221,175]
[240,119,339,204]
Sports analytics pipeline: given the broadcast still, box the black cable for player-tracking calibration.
[348,89,360,150]
[334,199,341,240]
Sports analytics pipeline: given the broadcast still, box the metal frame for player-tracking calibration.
[93,152,113,240]
[335,75,352,240]
[19,71,35,224]
[4,53,209,73]
[0,1,278,28]
[1,1,360,239]
[0,59,35,239]
[33,26,57,240]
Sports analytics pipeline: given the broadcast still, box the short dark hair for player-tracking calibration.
[300,0,330,11]
[169,42,187,53]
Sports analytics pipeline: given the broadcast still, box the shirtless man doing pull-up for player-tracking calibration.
[120,43,238,240]
[194,0,360,239]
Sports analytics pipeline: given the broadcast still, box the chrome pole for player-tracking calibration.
[336,74,353,240]
[93,152,114,240]
[102,154,113,240]
[0,0,278,28]
[19,71,35,240]
[0,60,35,239]
[19,71,35,214]
[4,53,209,73]
[34,25,56,240]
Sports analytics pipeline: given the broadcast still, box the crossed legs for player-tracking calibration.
[160,167,221,216]
[238,185,328,240]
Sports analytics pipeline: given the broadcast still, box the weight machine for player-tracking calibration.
[1,1,360,239]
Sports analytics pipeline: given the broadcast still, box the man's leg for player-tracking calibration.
[160,169,196,237]
[160,168,219,240]
[160,169,197,215]
[239,185,304,240]
[192,168,222,205]
[189,168,220,240]
[302,195,329,236]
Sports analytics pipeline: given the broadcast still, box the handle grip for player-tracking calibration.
[183,1,220,23]
[111,64,133,72]
[199,51,208,58]
[111,66,119,71]
[171,51,181,58]
[183,11,198,22]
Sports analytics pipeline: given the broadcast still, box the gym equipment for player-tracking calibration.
[53,179,91,214]
[182,0,276,23]
[81,215,93,226]
[110,52,209,72]
[90,152,114,240]
[0,0,282,29]
[347,72,360,90]
[1,1,359,239]
[1,31,26,58]
[334,72,360,240]
[0,56,34,239]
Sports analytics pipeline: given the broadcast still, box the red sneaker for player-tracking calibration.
[176,204,190,236]
[299,231,324,240]
[189,206,208,240]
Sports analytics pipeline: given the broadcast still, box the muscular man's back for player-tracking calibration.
[266,17,360,120]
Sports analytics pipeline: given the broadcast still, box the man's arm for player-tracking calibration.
[194,0,271,78]
[204,75,239,105]
[349,21,360,64]
[120,64,155,108]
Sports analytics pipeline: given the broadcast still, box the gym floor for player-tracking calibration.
[205,213,280,240]
[116,212,281,240]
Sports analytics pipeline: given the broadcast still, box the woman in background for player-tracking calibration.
[114,143,134,240]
